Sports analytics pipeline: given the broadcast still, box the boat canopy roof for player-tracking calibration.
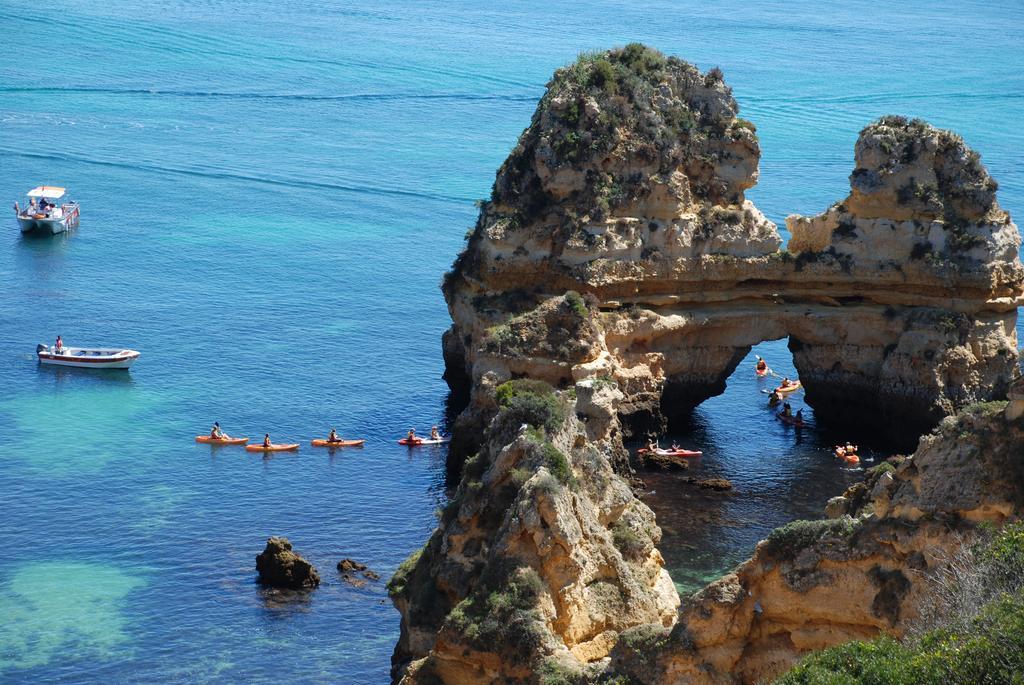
[27,186,66,199]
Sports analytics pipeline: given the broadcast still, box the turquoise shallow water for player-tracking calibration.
[1,1,1022,681]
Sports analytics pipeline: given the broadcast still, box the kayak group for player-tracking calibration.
[195,422,449,451]
[758,356,863,464]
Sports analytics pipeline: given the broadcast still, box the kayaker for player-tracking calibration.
[210,422,227,439]
[781,402,793,418]
[768,390,781,407]
[646,437,658,452]
[756,356,768,373]
[328,427,340,443]
[670,442,681,451]
[780,377,793,389]
[845,442,858,454]
[835,445,846,458]
[430,426,441,440]
[263,433,272,448]
[795,409,804,423]
[407,428,417,444]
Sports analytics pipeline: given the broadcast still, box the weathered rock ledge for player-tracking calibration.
[441,47,1021,458]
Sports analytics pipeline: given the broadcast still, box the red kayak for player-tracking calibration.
[756,367,770,377]
[399,437,450,446]
[638,447,703,458]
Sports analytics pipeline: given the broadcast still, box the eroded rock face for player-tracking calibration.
[407,43,1024,685]
[443,50,1022,455]
[389,386,679,684]
[255,537,320,590]
[611,403,1024,684]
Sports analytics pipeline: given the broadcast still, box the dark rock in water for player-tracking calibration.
[680,476,733,491]
[338,558,379,586]
[255,537,320,589]
[337,558,368,573]
[643,452,690,471]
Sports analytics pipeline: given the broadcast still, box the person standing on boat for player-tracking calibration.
[54,335,64,354]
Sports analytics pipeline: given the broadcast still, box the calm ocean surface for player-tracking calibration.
[1,1,1021,681]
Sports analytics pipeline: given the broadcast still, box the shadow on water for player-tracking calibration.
[256,584,314,614]
[34,363,136,387]
[636,340,912,596]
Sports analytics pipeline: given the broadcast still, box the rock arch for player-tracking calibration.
[441,53,1022,462]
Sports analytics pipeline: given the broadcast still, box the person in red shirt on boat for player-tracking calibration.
[406,428,418,444]
[54,335,64,354]
[263,433,272,448]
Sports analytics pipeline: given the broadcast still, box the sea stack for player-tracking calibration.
[255,537,320,590]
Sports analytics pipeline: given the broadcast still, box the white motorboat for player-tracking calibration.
[36,343,140,369]
[15,186,80,234]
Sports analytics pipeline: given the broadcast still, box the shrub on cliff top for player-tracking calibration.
[494,379,566,434]
[761,517,859,562]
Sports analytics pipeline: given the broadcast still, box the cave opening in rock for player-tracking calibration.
[637,337,908,596]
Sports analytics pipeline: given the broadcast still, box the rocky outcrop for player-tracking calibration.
[389,380,679,683]
[397,43,1024,685]
[442,47,1022,456]
[611,402,1024,684]
[256,537,320,590]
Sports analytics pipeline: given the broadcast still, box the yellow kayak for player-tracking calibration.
[775,381,801,394]
[246,443,299,452]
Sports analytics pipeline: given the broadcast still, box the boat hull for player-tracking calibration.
[19,216,76,234]
[37,346,140,370]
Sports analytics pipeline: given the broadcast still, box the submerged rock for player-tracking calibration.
[255,537,320,590]
[338,558,379,586]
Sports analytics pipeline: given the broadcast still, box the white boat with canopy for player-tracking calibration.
[14,186,80,234]
[37,343,140,369]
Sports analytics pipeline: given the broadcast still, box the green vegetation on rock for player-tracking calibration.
[776,523,1024,685]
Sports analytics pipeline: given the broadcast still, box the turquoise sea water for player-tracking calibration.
[1,1,1022,681]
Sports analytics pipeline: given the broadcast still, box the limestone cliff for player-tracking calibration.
[611,401,1024,684]
[389,378,679,683]
[396,43,1024,685]
[442,51,1022,457]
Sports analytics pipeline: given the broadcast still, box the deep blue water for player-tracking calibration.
[1,1,1022,681]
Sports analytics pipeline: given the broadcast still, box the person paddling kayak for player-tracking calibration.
[768,389,781,407]
[755,356,768,374]
[327,427,341,443]
[430,426,441,441]
[210,422,228,439]
[781,402,793,418]
[263,433,272,448]
[407,428,418,444]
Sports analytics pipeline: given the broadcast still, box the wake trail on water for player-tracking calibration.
[0,148,476,206]
[0,86,538,104]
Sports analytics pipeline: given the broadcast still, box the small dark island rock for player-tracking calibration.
[255,536,320,589]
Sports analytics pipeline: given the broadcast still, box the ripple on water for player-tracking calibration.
[0,561,145,673]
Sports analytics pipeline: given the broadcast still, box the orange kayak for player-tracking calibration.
[245,443,299,452]
[195,436,249,445]
[311,439,365,447]
[775,381,801,394]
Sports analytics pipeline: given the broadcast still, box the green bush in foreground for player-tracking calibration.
[776,523,1024,685]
